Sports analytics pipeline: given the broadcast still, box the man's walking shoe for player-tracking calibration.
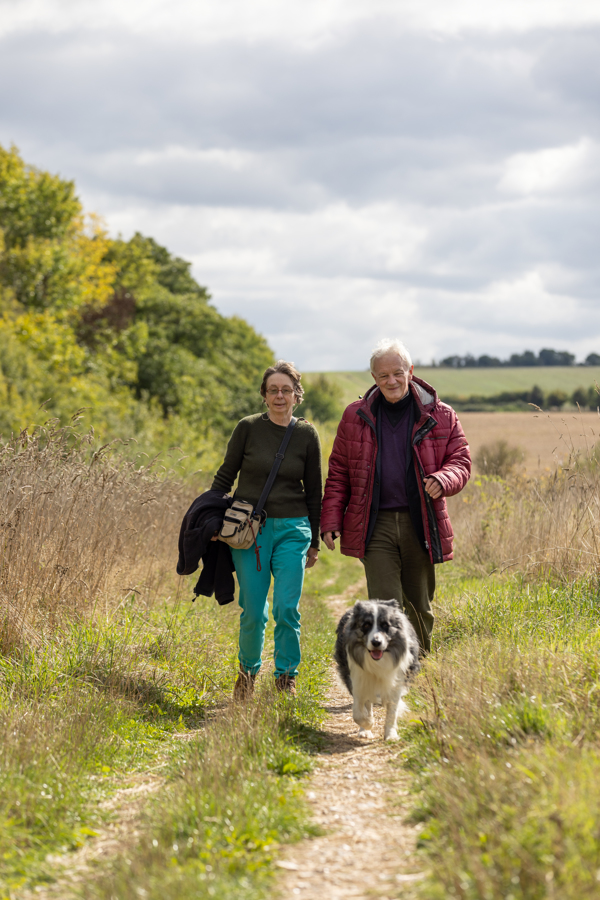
[233,669,256,701]
[275,674,297,697]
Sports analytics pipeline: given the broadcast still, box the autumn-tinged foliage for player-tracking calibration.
[0,144,274,467]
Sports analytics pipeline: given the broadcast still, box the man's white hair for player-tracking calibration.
[370,339,413,372]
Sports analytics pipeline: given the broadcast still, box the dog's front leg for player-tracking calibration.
[384,693,407,741]
[353,696,374,738]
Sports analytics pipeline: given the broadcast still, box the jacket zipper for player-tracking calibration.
[412,416,444,564]
[357,409,378,548]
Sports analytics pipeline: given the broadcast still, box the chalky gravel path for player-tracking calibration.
[276,584,426,900]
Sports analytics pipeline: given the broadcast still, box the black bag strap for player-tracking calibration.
[254,417,297,516]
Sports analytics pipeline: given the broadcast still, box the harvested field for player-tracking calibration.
[458,410,600,473]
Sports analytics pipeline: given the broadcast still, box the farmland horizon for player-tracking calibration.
[307,366,600,409]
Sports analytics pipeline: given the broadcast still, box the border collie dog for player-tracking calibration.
[334,600,420,741]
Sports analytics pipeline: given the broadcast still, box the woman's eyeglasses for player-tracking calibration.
[266,388,295,397]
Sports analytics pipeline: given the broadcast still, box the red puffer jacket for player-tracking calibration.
[320,376,471,563]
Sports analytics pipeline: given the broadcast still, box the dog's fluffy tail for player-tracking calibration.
[404,618,422,680]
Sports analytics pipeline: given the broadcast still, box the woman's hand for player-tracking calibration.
[305,548,319,569]
[322,531,340,551]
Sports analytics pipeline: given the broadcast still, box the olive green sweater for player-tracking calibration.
[211,413,322,549]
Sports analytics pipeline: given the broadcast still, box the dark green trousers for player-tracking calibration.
[362,510,435,653]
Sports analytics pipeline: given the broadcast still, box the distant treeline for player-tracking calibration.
[439,349,600,368]
[445,385,598,412]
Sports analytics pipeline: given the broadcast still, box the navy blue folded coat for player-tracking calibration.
[177,490,235,605]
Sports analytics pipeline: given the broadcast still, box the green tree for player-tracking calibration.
[0,146,115,313]
[587,386,599,410]
[297,374,344,422]
[572,387,589,409]
[546,390,569,408]
[0,143,274,464]
[529,385,545,407]
[538,348,575,366]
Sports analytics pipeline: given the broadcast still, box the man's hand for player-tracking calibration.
[322,531,340,551]
[424,476,443,499]
[305,548,319,569]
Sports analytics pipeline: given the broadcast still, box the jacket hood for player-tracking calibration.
[411,375,438,408]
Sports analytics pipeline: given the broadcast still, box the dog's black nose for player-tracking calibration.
[371,636,382,648]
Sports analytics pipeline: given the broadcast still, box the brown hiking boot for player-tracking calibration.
[233,669,256,701]
[275,674,297,697]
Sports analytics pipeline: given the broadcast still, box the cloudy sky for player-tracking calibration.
[1,0,600,369]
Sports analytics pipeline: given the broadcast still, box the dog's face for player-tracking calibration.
[344,599,408,666]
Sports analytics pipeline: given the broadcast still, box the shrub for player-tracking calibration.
[546,389,569,408]
[528,384,545,407]
[296,374,343,423]
[572,387,589,408]
[474,440,523,478]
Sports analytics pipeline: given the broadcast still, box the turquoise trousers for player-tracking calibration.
[231,517,311,678]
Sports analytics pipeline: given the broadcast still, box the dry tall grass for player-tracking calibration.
[0,416,192,651]
[407,415,600,898]
[449,438,600,582]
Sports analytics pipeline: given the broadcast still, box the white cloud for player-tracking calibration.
[91,192,600,367]
[3,0,600,41]
[475,271,578,328]
[133,145,255,172]
[499,138,596,195]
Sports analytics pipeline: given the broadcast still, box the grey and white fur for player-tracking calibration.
[334,600,420,741]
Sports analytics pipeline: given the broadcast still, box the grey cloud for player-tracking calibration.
[533,31,600,112]
[2,17,600,364]
[2,24,598,205]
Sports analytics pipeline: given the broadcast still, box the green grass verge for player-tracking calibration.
[398,574,600,900]
[81,551,355,900]
[0,547,358,899]
[0,592,242,896]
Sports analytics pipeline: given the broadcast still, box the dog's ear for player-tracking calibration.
[379,599,401,609]
[350,600,372,622]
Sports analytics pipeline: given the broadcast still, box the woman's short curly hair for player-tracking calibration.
[260,360,304,404]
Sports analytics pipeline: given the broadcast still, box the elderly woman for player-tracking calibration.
[211,360,322,698]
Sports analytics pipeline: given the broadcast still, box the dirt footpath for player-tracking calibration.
[276,589,425,899]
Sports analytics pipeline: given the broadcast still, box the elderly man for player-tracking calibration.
[321,339,471,652]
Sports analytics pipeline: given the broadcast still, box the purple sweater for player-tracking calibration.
[379,393,412,510]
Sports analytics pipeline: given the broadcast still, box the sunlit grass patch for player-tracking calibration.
[0,591,243,891]
[82,578,337,900]
[433,576,600,650]
[398,576,600,900]
[415,747,600,900]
